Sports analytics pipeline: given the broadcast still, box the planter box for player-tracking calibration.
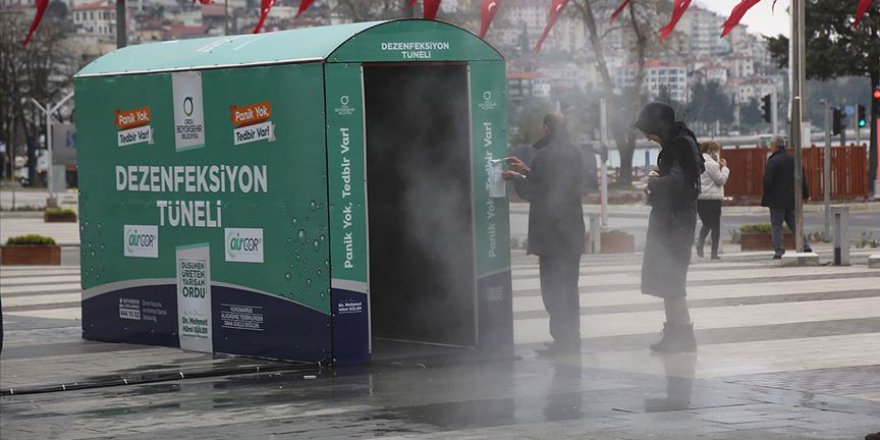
[740,232,795,251]
[44,212,78,223]
[587,233,636,254]
[601,234,635,254]
[1,245,62,265]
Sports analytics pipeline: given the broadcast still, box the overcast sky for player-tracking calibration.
[694,0,791,38]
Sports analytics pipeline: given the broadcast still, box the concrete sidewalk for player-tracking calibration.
[0,216,81,246]
[1,257,878,439]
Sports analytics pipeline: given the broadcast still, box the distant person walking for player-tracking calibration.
[503,112,585,356]
[761,136,811,259]
[635,103,704,353]
[696,141,729,260]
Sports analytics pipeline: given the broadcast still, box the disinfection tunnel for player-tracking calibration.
[75,19,513,365]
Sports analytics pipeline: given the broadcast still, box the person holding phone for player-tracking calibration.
[696,141,729,260]
[636,103,704,353]
[502,112,585,356]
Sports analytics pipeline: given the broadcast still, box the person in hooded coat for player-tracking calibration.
[635,103,704,353]
[503,112,585,356]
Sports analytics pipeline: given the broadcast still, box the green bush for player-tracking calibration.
[45,208,77,216]
[5,234,57,246]
[740,223,791,234]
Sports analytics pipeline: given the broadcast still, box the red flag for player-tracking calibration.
[609,0,630,23]
[192,0,212,5]
[720,0,761,37]
[853,0,874,28]
[252,0,274,33]
[533,0,569,53]
[479,0,501,38]
[659,0,691,42]
[409,0,418,5]
[423,0,441,19]
[22,0,49,48]
[296,0,314,17]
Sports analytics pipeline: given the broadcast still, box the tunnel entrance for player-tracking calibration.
[364,64,476,358]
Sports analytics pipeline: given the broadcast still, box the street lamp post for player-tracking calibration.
[116,0,126,48]
[790,0,806,253]
[28,92,75,206]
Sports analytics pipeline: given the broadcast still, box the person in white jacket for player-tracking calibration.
[696,141,729,259]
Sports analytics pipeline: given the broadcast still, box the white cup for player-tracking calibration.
[489,161,505,198]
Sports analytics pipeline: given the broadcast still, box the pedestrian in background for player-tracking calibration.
[696,141,729,260]
[761,136,811,259]
[635,102,704,353]
[503,112,585,356]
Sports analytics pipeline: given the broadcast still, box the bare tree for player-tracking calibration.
[330,0,477,28]
[0,8,76,182]
[331,0,406,22]
[570,0,668,186]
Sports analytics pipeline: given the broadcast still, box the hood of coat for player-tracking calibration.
[673,122,698,147]
[635,102,676,141]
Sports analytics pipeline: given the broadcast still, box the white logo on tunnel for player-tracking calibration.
[123,225,158,258]
[224,228,264,263]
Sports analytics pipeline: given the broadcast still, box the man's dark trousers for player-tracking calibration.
[539,254,581,348]
[770,207,809,253]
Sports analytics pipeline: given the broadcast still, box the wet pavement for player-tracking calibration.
[2,345,878,439]
[2,251,880,438]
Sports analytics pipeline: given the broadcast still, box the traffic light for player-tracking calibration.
[761,94,772,123]
[857,105,867,128]
[874,88,880,112]
[832,107,843,135]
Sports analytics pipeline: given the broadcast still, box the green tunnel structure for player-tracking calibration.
[75,19,513,364]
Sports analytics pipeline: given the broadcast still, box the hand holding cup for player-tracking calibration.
[505,157,530,174]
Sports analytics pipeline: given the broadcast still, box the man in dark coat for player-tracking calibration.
[636,103,704,353]
[761,136,811,259]
[503,112,585,356]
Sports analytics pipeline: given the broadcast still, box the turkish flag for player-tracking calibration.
[296,0,314,17]
[252,0,274,34]
[409,0,418,5]
[192,0,212,5]
[533,0,569,53]
[423,0,441,19]
[479,0,501,38]
[22,0,48,48]
[853,0,874,28]
[609,0,630,23]
[721,0,761,37]
[659,0,692,42]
